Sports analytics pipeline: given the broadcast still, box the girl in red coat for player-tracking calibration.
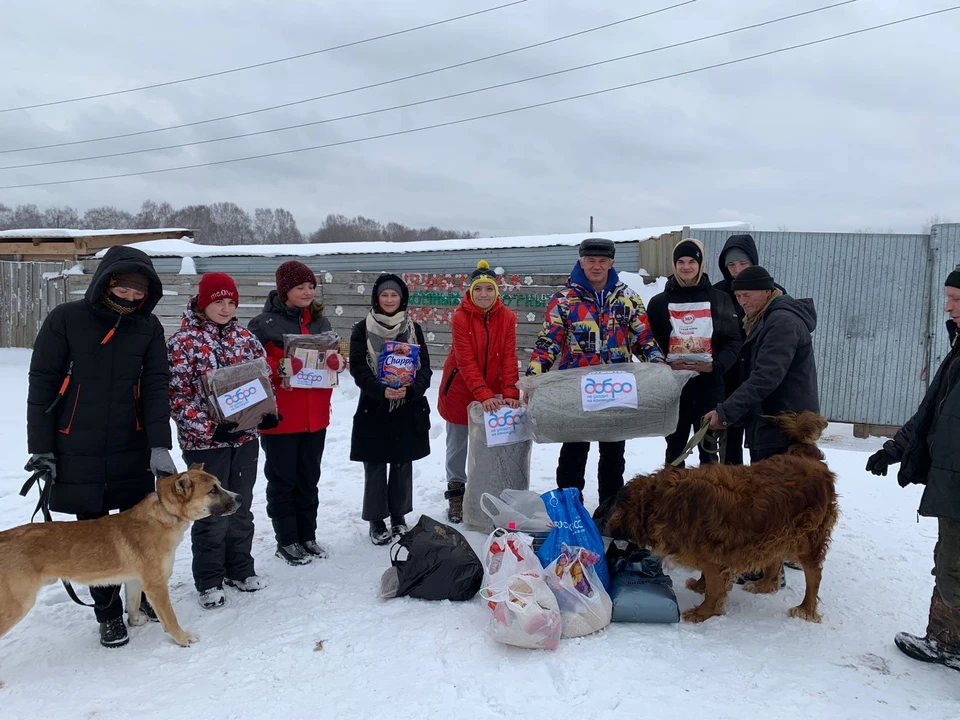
[248,261,346,566]
[437,261,520,522]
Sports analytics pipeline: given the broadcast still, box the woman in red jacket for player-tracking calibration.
[438,261,520,522]
[248,261,346,566]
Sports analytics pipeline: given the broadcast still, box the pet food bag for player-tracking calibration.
[202,357,277,432]
[517,364,696,444]
[389,515,483,601]
[538,488,610,591]
[463,402,533,534]
[665,302,713,364]
[282,332,341,389]
[480,529,562,650]
[377,341,421,389]
[544,544,613,638]
[606,541,680,624]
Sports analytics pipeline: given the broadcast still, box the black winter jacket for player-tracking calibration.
[646,274,742,408]
[883,321,960,520]
[349,274,433,464]
[27,245,171,514]
[717,295,819,452]
[713,234,787,395]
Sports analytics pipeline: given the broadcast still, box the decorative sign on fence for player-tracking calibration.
[402,272,555,326]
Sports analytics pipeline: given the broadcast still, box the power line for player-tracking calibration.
[0,0,700,155]
[2,6,954,191]
[0,0,852,170]
[0,0,529,114]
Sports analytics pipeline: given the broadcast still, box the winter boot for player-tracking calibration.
[390,515,409,538]
[99,617,129,648]
[895,588,960,671]
[736,566,786,588]
[140,594,159,623]
[198,587,225,609]
[276,542,313,566]
[224,576,267,592]
[369,520,392,546]
[445,481,465,524]
[301,540,328,558]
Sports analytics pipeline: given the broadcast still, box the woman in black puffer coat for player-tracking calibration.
[26,244,175,648]
[349,274,432,545]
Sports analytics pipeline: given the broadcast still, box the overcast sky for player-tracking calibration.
[0,0,956,237]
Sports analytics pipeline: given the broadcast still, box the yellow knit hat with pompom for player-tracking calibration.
[468,259,499,299]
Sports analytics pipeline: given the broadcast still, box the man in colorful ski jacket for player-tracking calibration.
[525,238,665,505]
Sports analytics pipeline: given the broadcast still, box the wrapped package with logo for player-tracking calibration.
[516,364,696,443]
[282,332,341,389]
[202,357,278,432]
[665,302,714,364]
[377,341,420,389]
[463,402,532,534]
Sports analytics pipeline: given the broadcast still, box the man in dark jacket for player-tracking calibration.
[865,267,960,671]
[704,265,819,461]
[713,233,786,464]
[647,239,742,466]
[25,245,175,648]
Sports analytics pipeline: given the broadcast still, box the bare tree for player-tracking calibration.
[208,202,254,245]
[168,205,218,243]
[82,205,135,230]
[42,206,82,229]
[135,200,176,228]
[922,214,949,235]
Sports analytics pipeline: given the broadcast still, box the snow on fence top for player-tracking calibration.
[94,222,749,259]
[0,227,193,240]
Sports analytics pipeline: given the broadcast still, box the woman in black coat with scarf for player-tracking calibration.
[349,274,432,545]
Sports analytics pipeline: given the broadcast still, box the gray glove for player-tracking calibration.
[149,447,177,478]
[25,452,57,480]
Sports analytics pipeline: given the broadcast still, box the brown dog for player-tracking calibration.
[603,412,838,624]
[0,464,239,647]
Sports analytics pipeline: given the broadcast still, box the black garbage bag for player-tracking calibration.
[390,515,483,601]
[605,540,680,624]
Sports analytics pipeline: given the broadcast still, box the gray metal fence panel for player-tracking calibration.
[147,242,641,277]
[691,229,931,426]
[929,224,960,371]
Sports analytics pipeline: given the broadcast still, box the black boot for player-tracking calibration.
[369,520,392,546]
[445,482,464,524]
[390,515,409,537]
[736,566,786,588]
[895,588,960,671]
[140,594,159,623]
[275,542,313,566]
[99,617,129,648]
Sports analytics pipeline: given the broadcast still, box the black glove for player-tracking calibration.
[258,414,282,431]
[25,452,57,480]
[865,448,895,476]
[211,422,245,444]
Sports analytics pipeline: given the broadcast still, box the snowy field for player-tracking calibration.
[0,346,957,719]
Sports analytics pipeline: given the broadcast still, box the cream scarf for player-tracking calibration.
[365,309,416,410]
[744,288,784,337]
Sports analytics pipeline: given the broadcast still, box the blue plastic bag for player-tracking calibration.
[536,488,611,591]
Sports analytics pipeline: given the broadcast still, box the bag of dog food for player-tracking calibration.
[665,302,713,363]
[202,357,277,432]
[389,515,483,602]
[606,541,680,624]
[537,487,611,591]
[480,529,562,650]
[463,402,533,534]
[544,544,613,638]
[517,364,696,443]
[282,332,341,389]
[377,341,420,389]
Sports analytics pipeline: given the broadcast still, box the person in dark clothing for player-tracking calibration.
[865,267,960,672]
[712,234,786,465]
[647,239,742,466]
[25,244,176,648]
[248,261,347,566]
[705,265,819,461]
[167,273,279,609]
[349,274,432,545]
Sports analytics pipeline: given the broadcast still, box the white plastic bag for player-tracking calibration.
[480,530,562,650]
[480,490,553,533]
[544,544,613,638]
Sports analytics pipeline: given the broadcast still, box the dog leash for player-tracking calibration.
[670,419,716,467]
[20,467,121,611]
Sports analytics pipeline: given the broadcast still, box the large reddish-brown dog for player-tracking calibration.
[603,412,838,623]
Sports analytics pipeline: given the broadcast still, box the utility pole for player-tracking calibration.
[589,215,594,233]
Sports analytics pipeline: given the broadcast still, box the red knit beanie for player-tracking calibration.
[197,272,239,311]
[275,260,317,298]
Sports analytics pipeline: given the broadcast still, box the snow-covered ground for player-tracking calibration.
[0,347,957,718]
